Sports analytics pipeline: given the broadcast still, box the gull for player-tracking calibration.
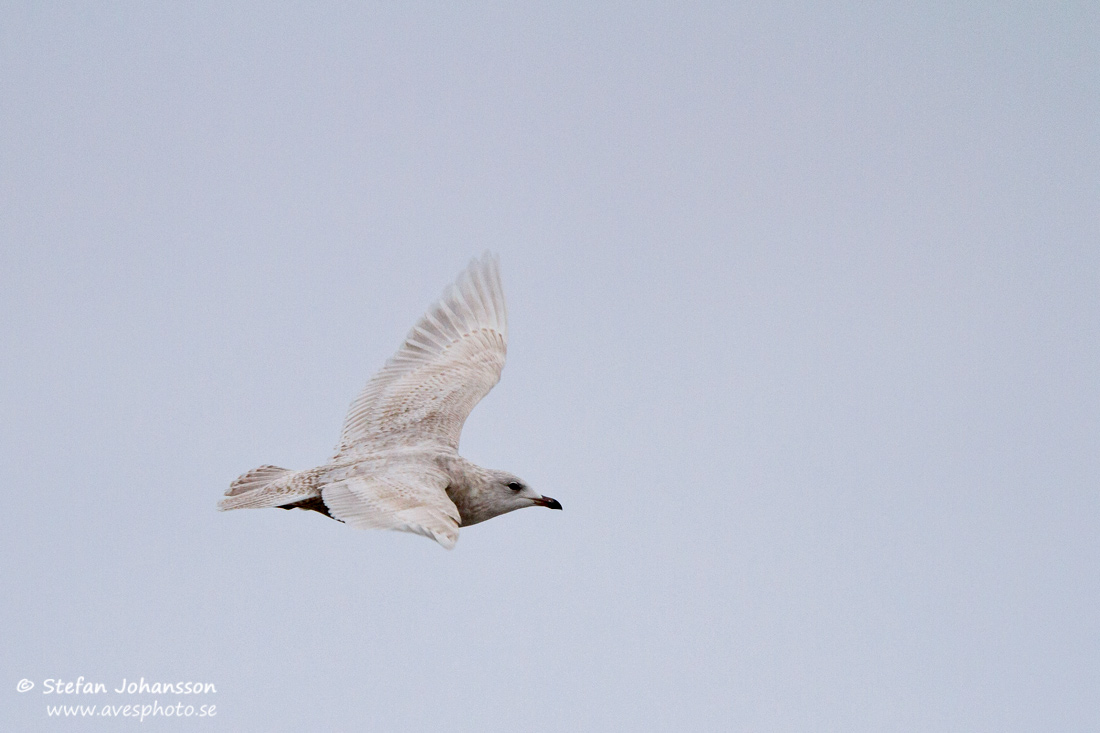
[218,253,560,549]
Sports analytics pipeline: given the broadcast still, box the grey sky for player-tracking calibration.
[2,3,1098,731]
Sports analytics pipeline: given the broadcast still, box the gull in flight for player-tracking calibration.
[218,253,560,549]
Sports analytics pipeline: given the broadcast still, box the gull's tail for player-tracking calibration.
[218,465,295,511]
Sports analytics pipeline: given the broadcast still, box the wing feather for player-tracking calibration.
[333,253,508,457]
[321,465,460,549]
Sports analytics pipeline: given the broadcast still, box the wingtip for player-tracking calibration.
[449,251,507,340]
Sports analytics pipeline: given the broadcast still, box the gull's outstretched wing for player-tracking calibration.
[321,464,461,549]
[333,253,508,458]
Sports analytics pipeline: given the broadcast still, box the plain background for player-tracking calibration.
[2,3,1098,731]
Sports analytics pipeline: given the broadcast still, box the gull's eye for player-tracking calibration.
[507,482,523,491]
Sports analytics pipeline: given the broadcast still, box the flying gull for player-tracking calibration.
[218,253,560,548]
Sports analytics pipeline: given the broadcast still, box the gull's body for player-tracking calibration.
[218,254,559,549]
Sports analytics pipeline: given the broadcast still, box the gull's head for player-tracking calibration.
[487,470,562,514]
[453,467,563,527]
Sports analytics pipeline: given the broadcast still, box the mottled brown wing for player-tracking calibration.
[321,463,461,549]
[333,253,507,457]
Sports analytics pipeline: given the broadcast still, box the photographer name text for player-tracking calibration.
[41,677,216,695]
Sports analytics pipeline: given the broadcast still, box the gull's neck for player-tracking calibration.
[437,454,499,527]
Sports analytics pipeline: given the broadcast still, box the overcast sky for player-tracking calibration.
[2,3,1098,731]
